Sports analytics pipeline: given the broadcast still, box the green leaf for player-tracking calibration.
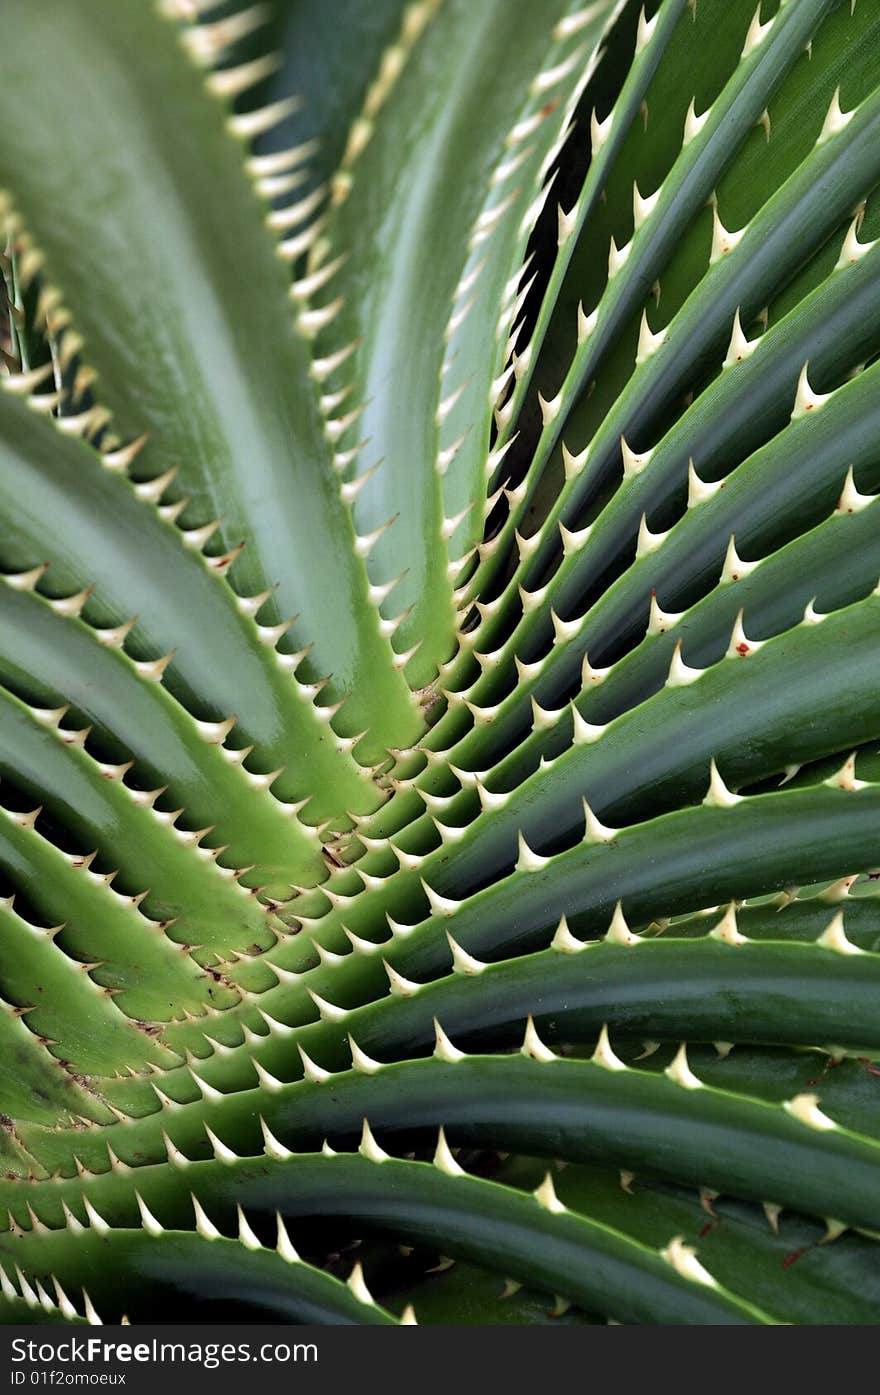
[0,0,420,761]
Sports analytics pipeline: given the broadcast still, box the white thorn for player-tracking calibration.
[446,931,486,975]
[635,6,659,52]
[193,714,237,744]
[720,534,758,584]
[13,1267,38,1309]
[683,97,709,145]
[434,1126,465,1177]
[635,308,667,364]
[359,1119,390,1163]
[664,1043,703,1089]
[802,596,825,625]
[515,830,550,873]
[297,296,344,338]
[311,340,358,382]
[82,1291,103,1326]
[278,219,324,263]
[551,915,583,953]
[421,879,461,917]
[608,235,631,277]
[522,1015,556,1062]
[742,4,773,57]
[347,1261,376,1306]
[660,1236,718,1287]
[252,1058,285,1092]
[135,1192,163,1236]
[816,910,862,955]
[710,903,746,945]
[192,1195,222,1240]
[592,1024,627,1071]
[821,1218,848,1245]
[687,458,723,508]
[162,1131,190,1168]
[298,1044,332,1084]
[791,363,832,421]
[289,252,347,300]
[583,797,618,844]
[276,1212,300,1263]
[260,1118,292,1161]
[571,703,605,744]
[551,609,581,644]
[383,959,422,997]
[306,988,348,1023]
[533,1172,566,1214]
[61,1203,84,1236]
[349,1035,383,1074]
[228,97,301,141]
[837,465,873,513]
[818,87,853,145]
[819,875,857,903]
[703,759,742,809]
[205,1124,238,1164]
[52,1278,78,1322]
[710,204,745,263]
[836,216,875,269]
[782,1093,837,1131]
[433,1018,466,1063]
[590,107,614,152]
[557,202,578,245]
[437,381,467,426]
[723,308,758,367]
[726,609,763,660]
[605,902,640,946]
[82,1198,109,1235]
[763,1202,781,1234]
[647,588,680,638]
[531,48,583,95]
[577,300,599,344]
[2,363,54,395]
[559,518,592,553]
[633,179,662,231]
[665,641,702,688]
[234,1204,261,1252]
[824,752,867,792]
[582,653,611,686]
[437,432,468,476]
[538,390,563,427]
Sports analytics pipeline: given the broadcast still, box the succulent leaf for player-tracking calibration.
[0,0,879,1326]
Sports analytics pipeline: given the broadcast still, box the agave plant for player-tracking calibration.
[0,0,879,1329]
